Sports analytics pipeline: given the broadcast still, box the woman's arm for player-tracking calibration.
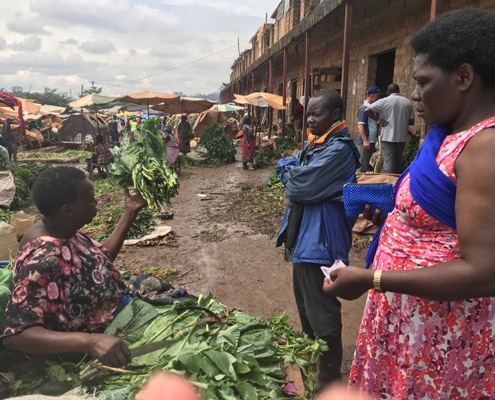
[2,326,131,367]
[102,188,147,260]
[326,128,495,301]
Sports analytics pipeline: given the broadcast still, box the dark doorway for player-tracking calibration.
[374,50,396,95]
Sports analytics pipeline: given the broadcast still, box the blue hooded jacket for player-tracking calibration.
[276,125,360,265]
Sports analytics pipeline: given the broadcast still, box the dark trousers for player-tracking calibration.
[293,263,343,388]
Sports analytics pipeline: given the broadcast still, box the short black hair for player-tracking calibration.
[410,7,495,88]
[95,134,104,144]
[32,166,87,217]
[387,84,400,94]
[312,89,343,114]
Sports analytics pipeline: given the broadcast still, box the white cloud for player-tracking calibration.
[0,0,281,99]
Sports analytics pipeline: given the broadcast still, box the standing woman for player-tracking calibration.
[241,116,256,170]
[324,8,495,398]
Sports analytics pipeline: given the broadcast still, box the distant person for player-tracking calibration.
[1,118,17,162]
[177,114,193,154]
[292,98,304,140]
[276,89,360,392]
[88,134,113,177]
[129,117,138,143]
[108,115,119,145]
[356,86,381,172]
[365,83,414,173]
[241,116,256,170]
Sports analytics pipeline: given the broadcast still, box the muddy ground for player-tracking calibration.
[113,157,368,379]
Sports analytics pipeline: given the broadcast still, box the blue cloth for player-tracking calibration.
[276,126,360,265]
[365,124,455,268]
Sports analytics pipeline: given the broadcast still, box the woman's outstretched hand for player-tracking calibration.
[124,187,147,213]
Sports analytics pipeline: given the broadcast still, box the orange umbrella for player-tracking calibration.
[119,91,179,115]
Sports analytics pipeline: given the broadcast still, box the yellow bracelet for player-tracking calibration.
[373,270,385,293]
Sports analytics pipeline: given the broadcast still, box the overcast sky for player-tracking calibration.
[0,0,281,98]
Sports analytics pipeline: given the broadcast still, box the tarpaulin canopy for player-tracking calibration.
[0,92,26,134]
[210,103,243,112]
[154,97,216,114]
[119,91,179,115]
[233,92,290,110]
[67,94,120,108]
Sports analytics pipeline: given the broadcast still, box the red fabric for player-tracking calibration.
[0,91,25,135]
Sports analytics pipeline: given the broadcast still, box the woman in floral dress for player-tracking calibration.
[324,8,495,399]
[1,166,146,368]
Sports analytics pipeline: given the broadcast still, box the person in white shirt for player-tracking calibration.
[365,84,415,173]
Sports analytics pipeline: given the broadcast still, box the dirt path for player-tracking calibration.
[114,159,368,377]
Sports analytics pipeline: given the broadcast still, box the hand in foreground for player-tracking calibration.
[362,204,386,226]
[87,333,131,368]
[316,383,371,400]
[136,372,202,400]
[323,266,372,300]
[124,187,147,213]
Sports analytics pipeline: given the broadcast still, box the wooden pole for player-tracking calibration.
[340,0,352,119]
[303,31,311,146]
[282,47,288,138]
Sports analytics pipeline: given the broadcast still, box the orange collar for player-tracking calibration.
[307,120,347,147]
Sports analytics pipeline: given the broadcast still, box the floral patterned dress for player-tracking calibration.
[1,232,126,337]
[350,117,495,399]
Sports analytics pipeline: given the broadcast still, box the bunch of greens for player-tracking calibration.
[6,294,326,399]
[277,137,299,155]
[254,146,277,166]
[10,163,52,209]
[403,129,421,169]
[110,126,179,210]
[198,123,236,165]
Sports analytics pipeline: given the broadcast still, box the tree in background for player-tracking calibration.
[0,86,72,107]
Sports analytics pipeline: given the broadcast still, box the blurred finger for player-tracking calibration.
[371,209,382,226]
[362,204,372,221]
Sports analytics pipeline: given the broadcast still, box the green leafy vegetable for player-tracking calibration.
[110,126,179,210]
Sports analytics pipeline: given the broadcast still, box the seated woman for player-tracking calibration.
[0,166,147,368]
[87,134,113,177]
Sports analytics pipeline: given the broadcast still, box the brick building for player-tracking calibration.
[220,0,495,139]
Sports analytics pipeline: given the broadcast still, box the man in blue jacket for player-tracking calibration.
[276,88,360,391]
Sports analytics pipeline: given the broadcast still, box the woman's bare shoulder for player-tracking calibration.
[19,221,50,249]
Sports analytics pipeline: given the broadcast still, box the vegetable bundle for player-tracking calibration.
[4,294,327,399]
[110,127,179,210]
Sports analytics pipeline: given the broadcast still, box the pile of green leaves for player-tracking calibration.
[111,125,179,210]
[5,294,326,399]
[17,150,92,163]
[254,147,277,166]
[198,123,236,165]
[277,137,299,155]
[10,163,52,209]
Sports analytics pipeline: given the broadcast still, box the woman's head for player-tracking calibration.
[410,8,495,126]
[33,167,97,225]
[410,8,495,88]
[306,89,343,136]
[95,134,104,144]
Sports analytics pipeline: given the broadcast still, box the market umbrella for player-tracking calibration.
[67,94,120,109]
[210,103,243,112]
[119,91,179,115]
[154,97,216,114]
[233,92,290,110]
